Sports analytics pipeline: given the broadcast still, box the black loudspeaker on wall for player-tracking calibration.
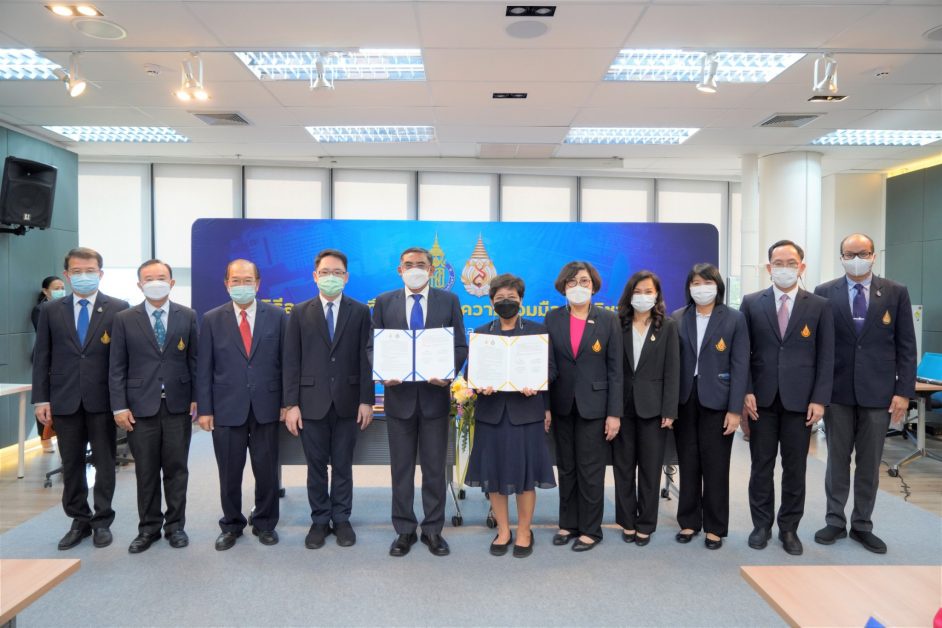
[0,155,58,233]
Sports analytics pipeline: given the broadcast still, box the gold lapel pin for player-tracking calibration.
[715,338,726,352]
[801,324,811,338]
[101,331,110,344]
[882,310,891,325]
[591,339,602,352]
[177,338,185,351]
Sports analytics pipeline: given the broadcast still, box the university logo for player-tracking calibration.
[429,233,456,291]
[461,235,498,297]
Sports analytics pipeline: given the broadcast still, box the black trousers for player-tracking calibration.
[675,386,734,536]
[212,407,279,533]
[386,408,449,535]
[299,405,358,526]
[126,399,192,535]
[612,410,667,534]
[553,409,607,541]
[53,404,116,530]
[748,395,811,532]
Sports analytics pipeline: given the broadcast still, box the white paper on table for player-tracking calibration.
[414,327,456,381]
[372,329,415,382]
[467,333,549,391]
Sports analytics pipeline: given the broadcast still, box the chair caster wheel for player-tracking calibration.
[486,514,497,529]
[44,480,52,488]
[887,468,899,478]
[278,488,286,498]
[458,489,466,500]
[452,515,463,527]
[660,488,669,498]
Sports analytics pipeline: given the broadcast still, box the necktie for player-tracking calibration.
[239,310,252,355]
[153,309,166,349]
[852,283,867,335]
[326,301,335,342]
[777,293,790,338]
[76,299,89,345]
[410,294,424,331]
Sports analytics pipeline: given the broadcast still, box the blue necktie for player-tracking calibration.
[76,299,89,345]
[410,294,424,331]
[326,301,335,341]
[153,309,166,349]
[852,284,867,335]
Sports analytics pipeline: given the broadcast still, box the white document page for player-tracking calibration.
[414,327,456,381]
[372,329,415,382]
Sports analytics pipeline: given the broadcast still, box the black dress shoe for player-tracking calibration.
[622,531,636,544]
[704,537,723,550]
[214,531,241,551]
[92,527,112,548]
[675,530,698,544]
[814,524,847,545]
[490,532,513,556]
[305,524,331,549]
[849,529,887,554]
[252,527,279,546]
[421,533,450,556]
[634,534,651,547]
[58,527,91,551]
[166,530,189,549]
[389,532,418,557]
[128,532,161,554]
[512,533,534,558]
[779,530,803,556]
[571,538,599,552]
[552,532,574,546]
[333,522,356,547]
[748,527,772,550]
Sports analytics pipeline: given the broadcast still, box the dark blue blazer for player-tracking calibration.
[283,294,374,420]
[623,316,680,420]
[740,287,834,413]
[814,275,916,407]
[109,302,199,417]
[31,293,129,414]
[369,287,468,419]
[197,301,286,426]
[671,304,750,415]
[469,319,556,426]
[545,305,624,419]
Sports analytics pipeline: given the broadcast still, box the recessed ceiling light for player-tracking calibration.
[493,92,527,99]
[46,3,102,17]
[606,49,803,83]
[564,127,699,145]
[72,17,126,40]
[811,129,942,147]
[807,94,848,103]
[0,49,61,80]
[43,126,190,143]
[235,50,425,81]
[75,4,101,17]
[47,5,74,16]
[305,126,436,143]
[505,6,556,17]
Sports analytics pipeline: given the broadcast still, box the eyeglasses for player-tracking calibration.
[840,251,873,260]
[66,268,98,276]
[316,270,347,278]
[565,278,592,288]
[402,262,429,271]
[227,278,256,286]
[771,261,801,269]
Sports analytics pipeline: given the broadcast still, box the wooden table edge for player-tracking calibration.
[0,558,81,624]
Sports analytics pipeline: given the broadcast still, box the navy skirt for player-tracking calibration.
[466,408,556,496]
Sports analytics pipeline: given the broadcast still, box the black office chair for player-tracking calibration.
[43,429,134,488]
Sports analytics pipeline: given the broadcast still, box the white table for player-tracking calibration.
[0,384,32,479]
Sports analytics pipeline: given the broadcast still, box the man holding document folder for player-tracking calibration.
[371,246,468,557]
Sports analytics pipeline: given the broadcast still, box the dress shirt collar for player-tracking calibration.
[404,284,430,301]
[319,293,341,311]
[772,283,799,302]
[144,299,169,320]
[233,299,257,320]
[845,274,873,290]
[73,292,98,308]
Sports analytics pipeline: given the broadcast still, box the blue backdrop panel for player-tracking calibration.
[191,219,718,329]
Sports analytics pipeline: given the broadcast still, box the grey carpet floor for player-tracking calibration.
[2,433,940,627]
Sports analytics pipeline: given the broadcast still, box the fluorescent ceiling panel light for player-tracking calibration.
[811,130,942,147]
[235,50,425,81]
[606,49,803,83]
[43,126,190,143]
[305,126,435,143]
[564,127,699,145]
[0,49,62,80]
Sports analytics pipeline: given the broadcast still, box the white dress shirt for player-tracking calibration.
[404,284,430,329]
[694,311,710,376]
[631,321,651,370]
[72,291,98,327]
[144,299,170,332]
[772,283,799,317]
[233,299,257,334]
[319,293,340,325]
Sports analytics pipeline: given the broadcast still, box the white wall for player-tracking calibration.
[821,173,886,280]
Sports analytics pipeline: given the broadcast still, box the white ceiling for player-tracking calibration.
[0,0,940,178]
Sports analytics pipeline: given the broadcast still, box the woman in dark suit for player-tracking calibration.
[671,263,749,549]
[31,275,65,454]
[466,274,556,558]
[544,261,623,552]
[614,270,679,546]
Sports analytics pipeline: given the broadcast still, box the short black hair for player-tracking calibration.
[767,239,805,261]
[225,258,260,280]
[489,273,525,300]
[685,263,725,305]
[63,247,103,271]
[315,249,348,270]
[399,246,433,266]
[137,259,173,280]
[839,233,875,255]
[554,261,602,295]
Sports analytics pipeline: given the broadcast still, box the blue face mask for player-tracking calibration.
[228,285,256,305]
[50,288,67,300]
[69,273,100,295]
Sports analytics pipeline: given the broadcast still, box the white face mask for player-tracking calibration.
[141,280,171,300]
[770,267,799,290]
[690,284,718,306]
[841,256,873,277]
[565,286,592,305]
[402,267,429,291]
[631,294,657,313]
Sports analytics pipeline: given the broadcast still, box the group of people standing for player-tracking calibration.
[31,232,915,561]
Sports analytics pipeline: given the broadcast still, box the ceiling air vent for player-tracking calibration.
[190,112,251,126]
[757,113,821,128]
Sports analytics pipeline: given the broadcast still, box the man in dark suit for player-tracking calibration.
[813,233,916,554]
[283,249,374,550]
[32,247,129,550]
[740,240,834,556]
[197,259,286,551]
[110,259,198,554]
[371,246,468,557]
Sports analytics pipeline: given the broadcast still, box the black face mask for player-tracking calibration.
[494,299,520,319]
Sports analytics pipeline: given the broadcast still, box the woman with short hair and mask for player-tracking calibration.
[466,273,556,558]
[613,270,679,546]
[670,264,750,550]
[31,275,67,453]
[544,261,623,552]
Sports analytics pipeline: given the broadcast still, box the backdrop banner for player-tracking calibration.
[191,218,718,330]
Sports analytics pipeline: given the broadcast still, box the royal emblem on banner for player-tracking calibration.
[428,234,456,291]
[461,235,498,297]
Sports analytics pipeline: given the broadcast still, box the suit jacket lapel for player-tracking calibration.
[833,280,855,333]
[635,322,657,372]
[163,302,183,352]
[309,299,332,349]
[81,294,109,350]
[683,306,698,355]
[392,290,408,330]
[860,276,884,339]
[575,307,598,359]
[62,298,82,351]
[134,304,161,353]
[248,304,264,358]
[782,290,808,341]
[700,305,726,352]
[761,288,783,341]
[622,327,635,374]
[229,305,249,359]
[330,295,353,350]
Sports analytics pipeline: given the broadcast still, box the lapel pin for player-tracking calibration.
[650,334,656,342]
[97,307,103,313]
[715,338,726,352]
[801,324,811,338]
[882,310,891,325]
[591,339,602,352]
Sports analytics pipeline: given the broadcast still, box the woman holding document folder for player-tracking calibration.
[466,274,556,558]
